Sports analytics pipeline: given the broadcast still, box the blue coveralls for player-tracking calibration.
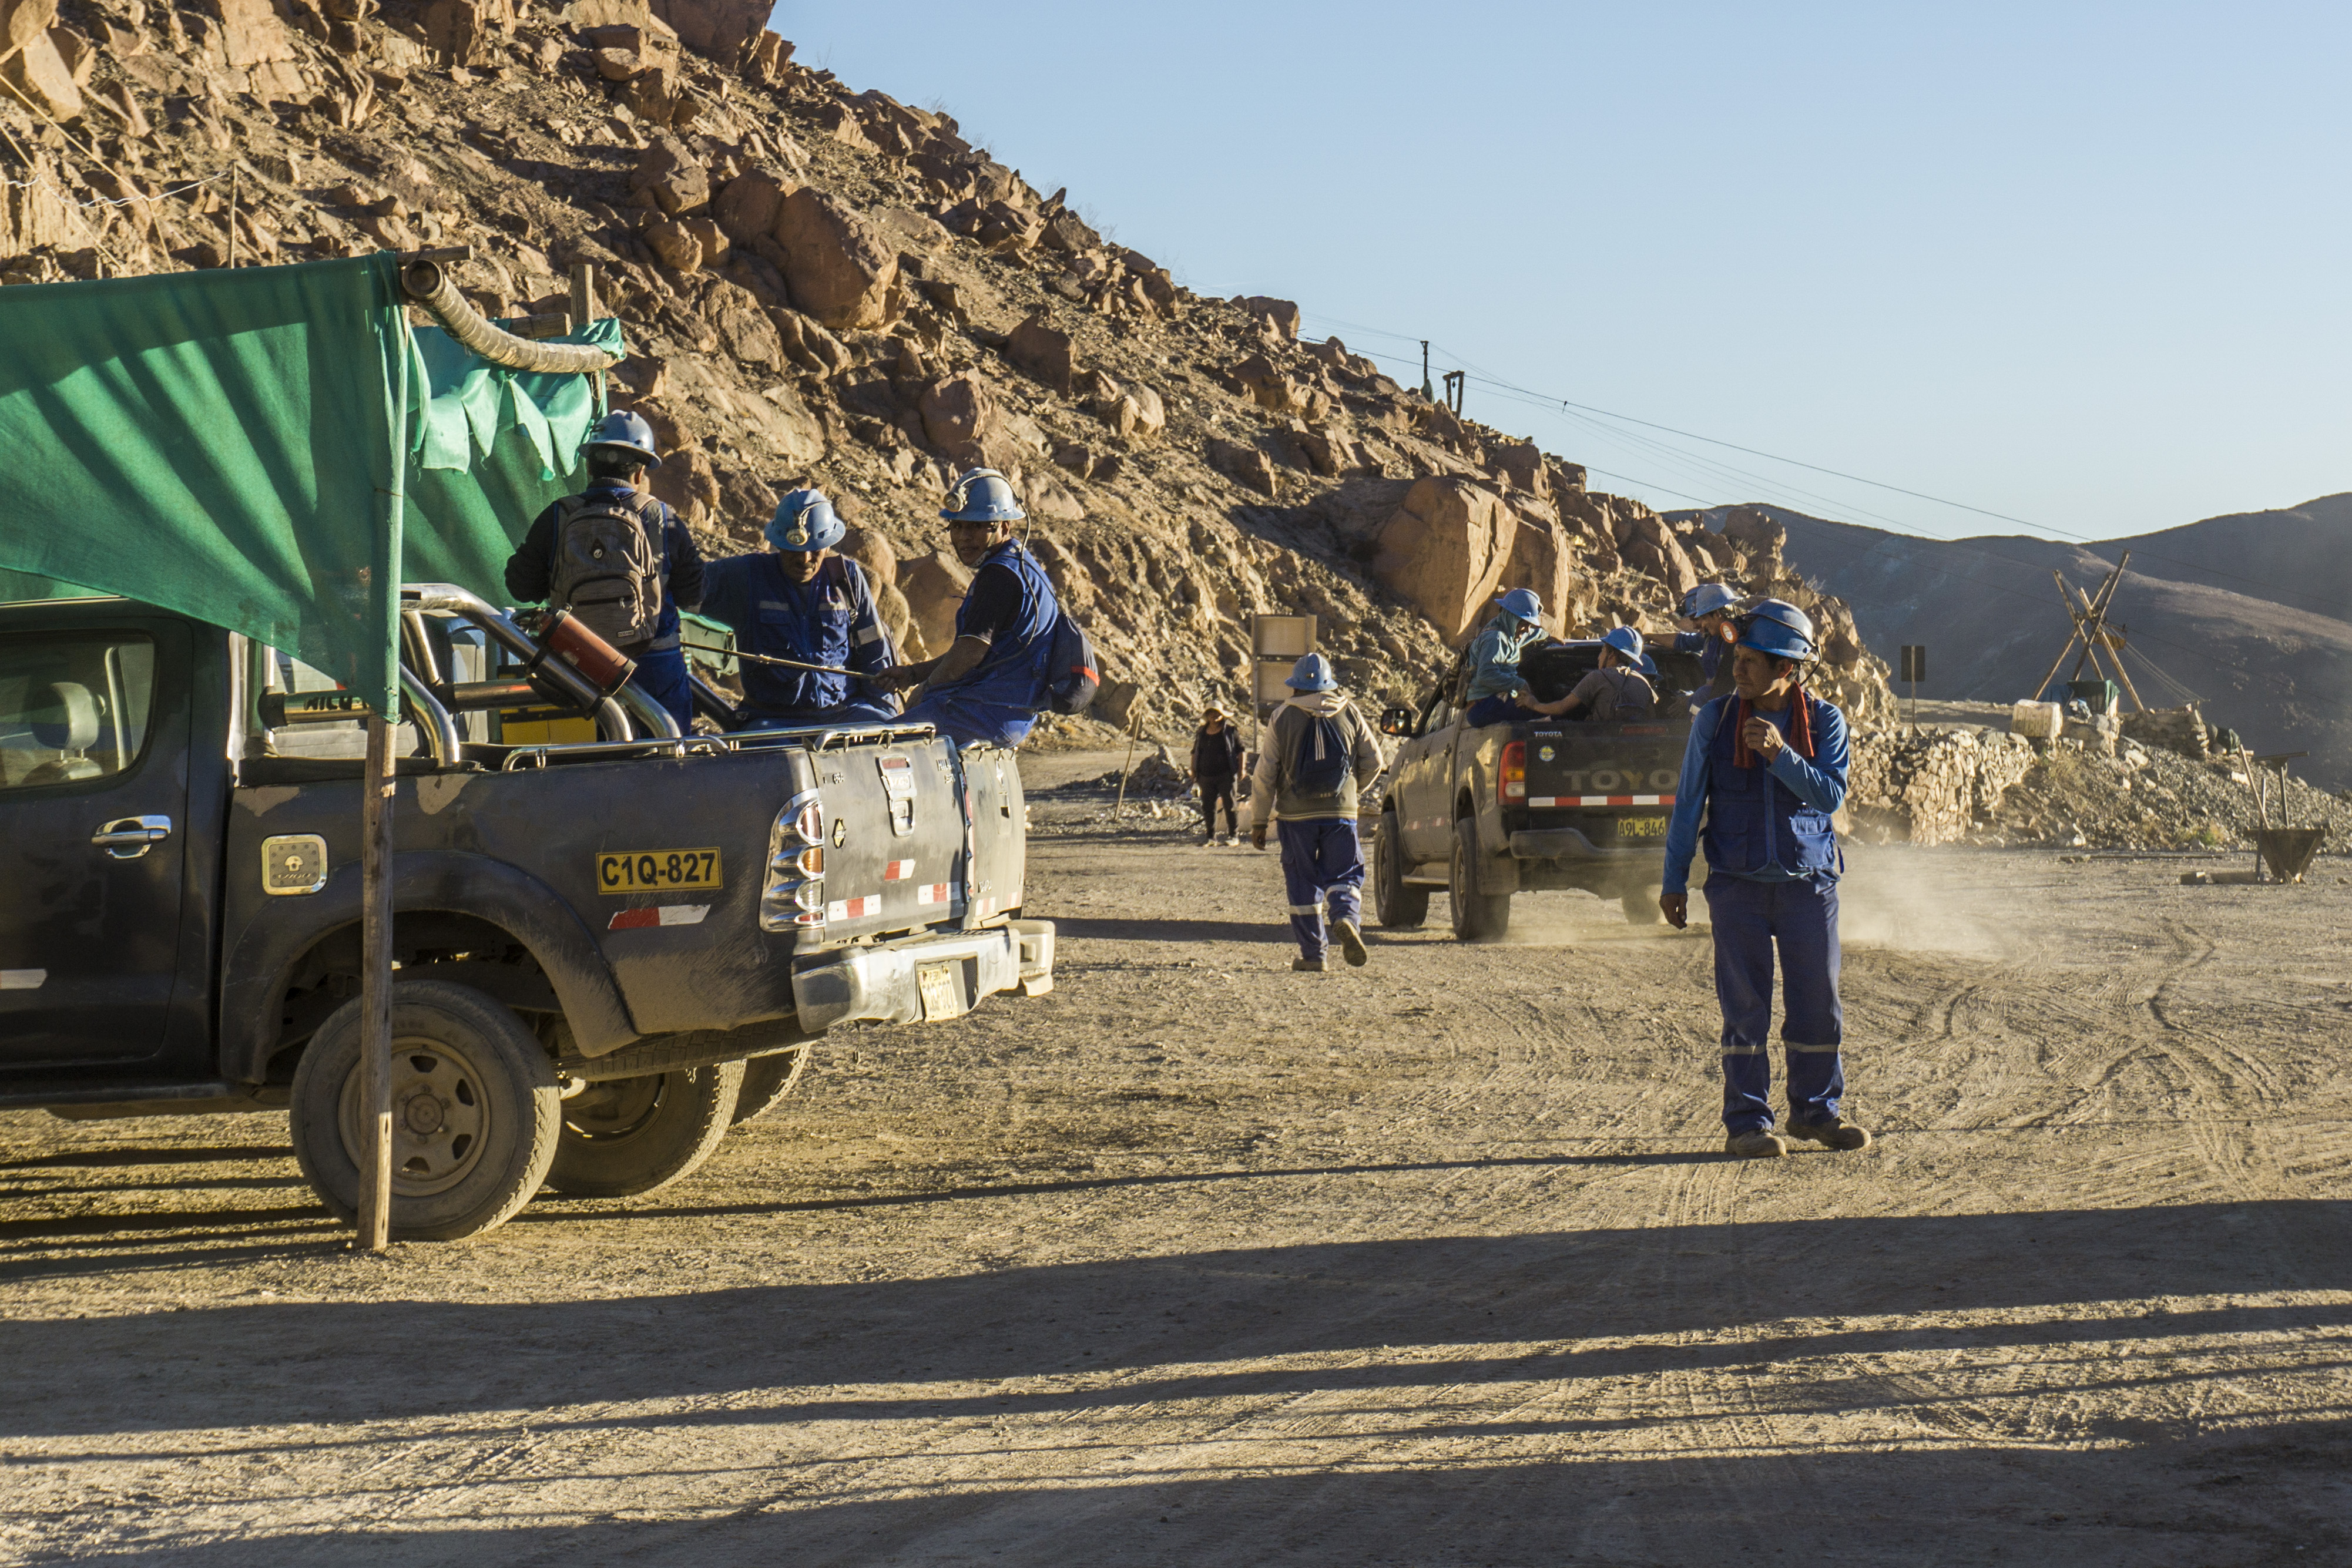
[506,479,701,731]
[1462,613,1545,728]
[1281,820,1363,961]
[902,540,1059,748]
[1660,691,1853,1134]
[698,552,898,727]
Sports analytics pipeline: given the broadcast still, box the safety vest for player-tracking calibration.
[1699,693,1840,879]
[935,540,1058,710]
[734,555,879,715]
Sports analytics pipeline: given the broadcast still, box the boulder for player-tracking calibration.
[897,548,974,654]
[1620,516,1698,601]
[838,525,897,589]
[1235,295,1300,340]
[768,308,851,378]
[1230,352,1313,418]
[1499,516,1579,638]
[771,186,901,331]
[0,26,79,119]
[204,0,296,68]
[918,370,1001,468]
[629,137,709,216]
[716,298,779,365]
[1486,438,1550,501]
[1096,384,1165,441]
[1722,504,1786,558]
[642,217,704,271]
[1371,477,1514,644]
[649,0,766,59]
[712,167,791,244]
[625,63,696,127]
[875,580,921,660]
[1206,437,1277,497]
[0,0,56,59]
[1005,310,1076,394]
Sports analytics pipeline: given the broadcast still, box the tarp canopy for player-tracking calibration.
[0,253,620,717]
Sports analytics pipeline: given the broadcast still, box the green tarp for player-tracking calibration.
[0,254,619,718]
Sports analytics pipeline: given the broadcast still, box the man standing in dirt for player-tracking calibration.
[1192,704,1246,846]
[1659,599,1870,1159]
[1250,654,1385,973]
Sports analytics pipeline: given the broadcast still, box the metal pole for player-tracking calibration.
[226,167,239,269]
[356,713,395,1251]
[1113,706,1141,815]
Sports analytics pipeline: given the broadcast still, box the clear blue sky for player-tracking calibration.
[779,2,2349,543]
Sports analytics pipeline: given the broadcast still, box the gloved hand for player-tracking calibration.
[1250,822,1267,851]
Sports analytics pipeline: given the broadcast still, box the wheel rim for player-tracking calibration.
[336,1033,495,1197]
[561,1075,670,1144]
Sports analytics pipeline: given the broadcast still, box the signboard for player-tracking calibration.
[1253,660,1300,706]
[1251,613,1316,661]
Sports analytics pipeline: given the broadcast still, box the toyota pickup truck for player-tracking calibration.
[0,586,1052,1239]
[1369,637,1704,940]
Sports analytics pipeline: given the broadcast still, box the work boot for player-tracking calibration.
[1786,1116,1873,1151]
[1334,921,1369,968]
[1724,1129,1787,1159]
[1293,955,1328,973]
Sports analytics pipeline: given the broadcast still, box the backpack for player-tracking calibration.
[1289,705,1355,805]
[1040,608,1100,715]
[547,490,664,649]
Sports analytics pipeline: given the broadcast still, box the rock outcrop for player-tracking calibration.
[0,0,1898,740]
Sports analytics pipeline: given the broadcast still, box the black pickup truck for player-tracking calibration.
[1369,638,1704,940]
[0,586,1052,1239]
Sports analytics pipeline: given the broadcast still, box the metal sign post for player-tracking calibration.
[1899,645,1925,727]
[357,711,395,1251]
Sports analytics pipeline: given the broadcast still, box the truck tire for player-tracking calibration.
[543,1060,743,1198]
[1449,818,1512,942]
[289,979,562,1243]
[730,1047,810,1125]
[1373,812,1430,928]
[1622,889,1667,926]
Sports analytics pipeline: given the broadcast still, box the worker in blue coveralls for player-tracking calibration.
[871,468,1059,748]
[697,488,898,728]
[1673,583,1742,704]
[1658,598,1871,1159]
[504,408,703,731]
[1461,587,1551,728]
[1248,653,1387,973]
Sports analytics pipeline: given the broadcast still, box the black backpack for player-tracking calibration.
[548,491,663,649]
[1290,706,1354,805]
[1041,609,1100,715]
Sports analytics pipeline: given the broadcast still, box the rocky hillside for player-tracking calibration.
[0,0,1894,738]
[1685,498,2352,789]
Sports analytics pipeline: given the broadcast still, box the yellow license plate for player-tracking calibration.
[917,962,962,1022]
[1616,816,1669,838]
[596,848,722,894]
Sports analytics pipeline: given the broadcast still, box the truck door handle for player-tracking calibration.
[92,815,173,859]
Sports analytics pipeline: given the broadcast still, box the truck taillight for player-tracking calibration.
[761,791,827,933]
[1500,740,1526,803]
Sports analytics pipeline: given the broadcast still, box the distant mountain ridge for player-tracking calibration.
[1669,495,2352,791]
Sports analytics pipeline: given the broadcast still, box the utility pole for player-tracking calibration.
[1418,340,1432,401]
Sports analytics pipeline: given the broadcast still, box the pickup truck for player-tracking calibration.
[1369,637,1705,940]
[0,586,1052,1239]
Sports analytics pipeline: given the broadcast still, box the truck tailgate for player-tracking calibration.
[1521,723,1685,809]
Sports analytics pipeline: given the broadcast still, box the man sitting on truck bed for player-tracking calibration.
[1461,587,1552,727]
[1530,626,1658,722]
[874,469,1061,749]
[504,409,704,732]
[698,488,900,729]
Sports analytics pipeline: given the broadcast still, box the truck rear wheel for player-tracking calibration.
[1622,889,1667,926]
[1373,811,1429,928]
[1449,818,1512,942]
[731,1047,810,1124]
[290,979,562,1242]
[544,1061,743,1198]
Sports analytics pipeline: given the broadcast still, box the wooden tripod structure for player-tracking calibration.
[2030,550,2146,713]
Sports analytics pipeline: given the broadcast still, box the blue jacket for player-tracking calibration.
[1662,691,1848,895]
[699,552,895,720]
[932,540,1059,710]
[505,479,702,649]
[1465,614,1544,700]
[1673,628,1730,684]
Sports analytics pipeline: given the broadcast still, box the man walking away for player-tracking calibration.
[1249,654,1386,972]
[1192,705,1246,845]
[1526,626,1658,721]
[1659,599,1868,1159]
[699,488,898,728]
[504,409,704,732]
[873,468,1060,749]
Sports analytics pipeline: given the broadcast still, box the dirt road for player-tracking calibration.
[4,754,2349,1564]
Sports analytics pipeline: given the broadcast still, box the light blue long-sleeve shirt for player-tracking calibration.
[1464,615,1544,701]
[1661,694,1850,895]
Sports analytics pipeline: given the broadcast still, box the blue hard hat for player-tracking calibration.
[1494,587,1542,624]
[767,488,845,552]
[1682,582,1739,619]
[1637,652,1660,678]
[1601,625,1645,662]
[1736,597,1817,660]
[585,408,663,468]
[941,467,1025,523]
[1285,652,1337,692]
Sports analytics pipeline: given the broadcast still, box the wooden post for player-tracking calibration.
[569,261,602,405]
[355,712,396,1251]
[226,167,240,270]
[1113,705,1142,816]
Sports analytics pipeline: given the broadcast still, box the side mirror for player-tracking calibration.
[1379,705,1416,737]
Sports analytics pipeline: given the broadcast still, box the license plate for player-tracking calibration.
[1616,816,1669,839]
[917,962,961,1022]
[596,848,723,894]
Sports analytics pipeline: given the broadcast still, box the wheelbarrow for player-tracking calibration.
[2256,826,2327,883]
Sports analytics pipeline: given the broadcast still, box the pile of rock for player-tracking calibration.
[1846,726,2036,846]
[0,0,1900,737]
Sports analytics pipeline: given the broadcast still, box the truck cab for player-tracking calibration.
[0,589,1053,1238]
[1371,637,1706,939]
